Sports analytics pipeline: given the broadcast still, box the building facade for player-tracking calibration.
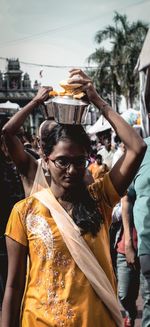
[0,58,43,134]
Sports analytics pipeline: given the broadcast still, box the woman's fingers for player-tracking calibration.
[69,68,85,77]
[35,86,53,103]
[67,77,91,85]
[69,68,92,82]
[68,69,92,88]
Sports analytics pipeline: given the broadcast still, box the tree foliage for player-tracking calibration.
[87,12,148,109]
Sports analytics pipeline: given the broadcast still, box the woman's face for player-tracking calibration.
[46,139,88,191]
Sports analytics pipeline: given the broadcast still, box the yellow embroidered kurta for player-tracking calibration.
[6,173,120,327]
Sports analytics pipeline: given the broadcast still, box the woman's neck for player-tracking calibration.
[50,181,70,201]
[50,181,84,204]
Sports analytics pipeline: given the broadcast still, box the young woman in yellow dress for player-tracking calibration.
[2,69,146,327]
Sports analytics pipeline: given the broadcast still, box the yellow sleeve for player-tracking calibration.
[5,201,28,247]
[103,173,120,207]
[88,172,120,208]
[88,173,120,226]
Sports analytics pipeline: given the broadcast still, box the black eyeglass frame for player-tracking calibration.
[48,156,90,169]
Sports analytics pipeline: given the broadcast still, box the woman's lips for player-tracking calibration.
[64,176,77,183]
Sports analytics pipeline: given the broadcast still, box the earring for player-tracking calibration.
[45,169,50,177]
[45,170,50,177]
[45,163,50,177]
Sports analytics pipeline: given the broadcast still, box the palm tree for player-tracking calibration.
[88,12,148,109]
[87,47,121,111]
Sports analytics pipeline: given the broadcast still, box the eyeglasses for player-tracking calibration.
[49,156,90,169]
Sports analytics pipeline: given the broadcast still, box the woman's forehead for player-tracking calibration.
[51,139,87,157]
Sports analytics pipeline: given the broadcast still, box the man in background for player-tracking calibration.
[131,137,150,327]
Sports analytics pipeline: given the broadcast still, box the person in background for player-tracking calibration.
[112,141,125,167]
[109,139,125,274]
[1,69,146,327]
[130,137,150,327]
[116,188,140,327]
[97,132,116,169]
[88,153,109,180]
[89,148,97,164]
[17,128,40,160]
[0,117,25,309]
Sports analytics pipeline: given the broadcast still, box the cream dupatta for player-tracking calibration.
[34,188,123,327]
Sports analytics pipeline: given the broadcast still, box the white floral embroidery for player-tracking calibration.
[26,213,53,259]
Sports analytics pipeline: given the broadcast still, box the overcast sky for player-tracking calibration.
[0,0,150,89]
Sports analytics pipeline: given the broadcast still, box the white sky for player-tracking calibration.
[0,0,150,89]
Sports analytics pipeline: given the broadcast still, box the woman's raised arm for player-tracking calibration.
[69,69,146,196]
[2,87,52,177]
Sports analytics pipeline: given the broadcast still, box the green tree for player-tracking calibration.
[88,12,148,109]
[87,47,121,111]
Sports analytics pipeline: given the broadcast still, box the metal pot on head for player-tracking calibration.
[42,99,54,120]
[51,95,89,124]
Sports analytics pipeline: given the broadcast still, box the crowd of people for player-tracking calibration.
[0,69,149,327]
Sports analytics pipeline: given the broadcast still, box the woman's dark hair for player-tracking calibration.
[41,122,92,156]
[41,121,103,236]
[72,187,103,237]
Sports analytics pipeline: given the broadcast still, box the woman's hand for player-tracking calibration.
[33,86,53,105]
[125,241,139,270]
[68,69,100,104]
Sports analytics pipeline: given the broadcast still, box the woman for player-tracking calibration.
[88,154,109,180]
[2,69,146,327]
